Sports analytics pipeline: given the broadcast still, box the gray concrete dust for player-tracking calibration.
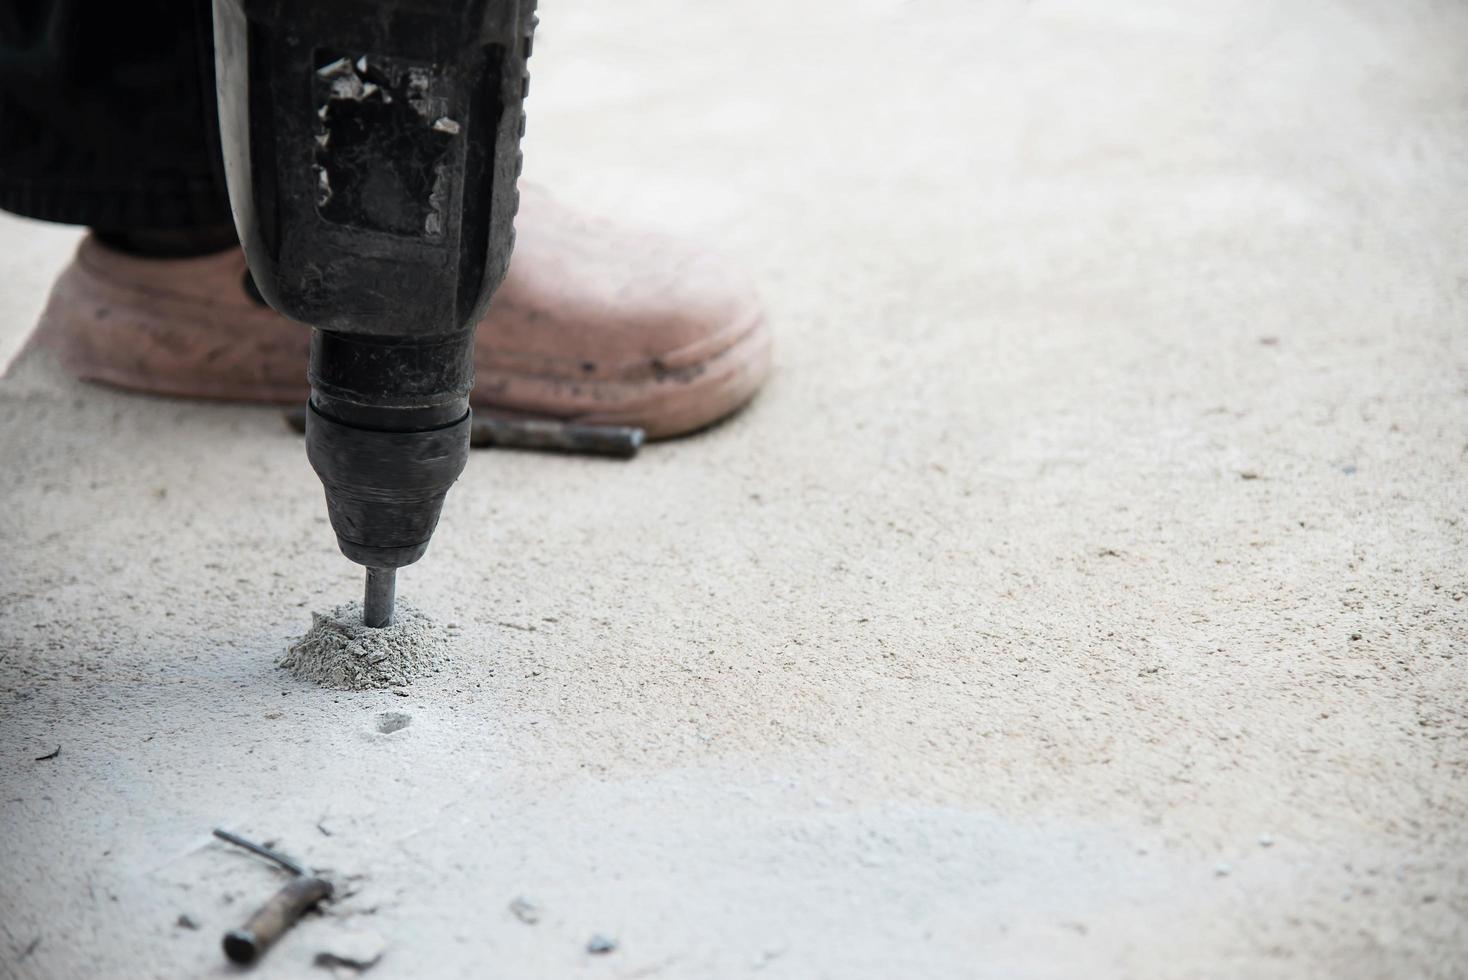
[281,601,453,691]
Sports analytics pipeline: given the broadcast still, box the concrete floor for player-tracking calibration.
[2,1,1466,977]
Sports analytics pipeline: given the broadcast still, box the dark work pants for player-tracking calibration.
[0,0,231,231]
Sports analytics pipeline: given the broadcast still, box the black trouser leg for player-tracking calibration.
[0,0,232,238]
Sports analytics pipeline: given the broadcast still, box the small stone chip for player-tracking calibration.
[313,925,387,975]
[509,896,540,924]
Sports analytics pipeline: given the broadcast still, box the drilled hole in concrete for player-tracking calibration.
[376,711,412,734]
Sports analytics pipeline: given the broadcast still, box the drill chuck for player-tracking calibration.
[304,328,473,570]
[304,401,470,569]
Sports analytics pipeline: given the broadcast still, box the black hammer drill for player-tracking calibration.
[212,0,535,626]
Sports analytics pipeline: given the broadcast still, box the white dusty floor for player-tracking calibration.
[3,1,1467,977]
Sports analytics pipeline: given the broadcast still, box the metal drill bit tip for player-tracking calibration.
[363,567,396,628]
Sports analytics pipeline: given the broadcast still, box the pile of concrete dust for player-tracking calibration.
[280,600,455,690]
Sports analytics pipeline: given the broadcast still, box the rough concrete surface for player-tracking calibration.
[2,1,1466,977]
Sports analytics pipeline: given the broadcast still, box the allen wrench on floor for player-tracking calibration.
[212,828,334,966]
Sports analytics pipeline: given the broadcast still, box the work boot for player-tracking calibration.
[32,184,771,439]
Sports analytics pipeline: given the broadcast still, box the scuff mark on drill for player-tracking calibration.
[406,66,434,116]
[311,51,458,239]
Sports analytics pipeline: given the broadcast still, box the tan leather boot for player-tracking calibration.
[32,184,771,439]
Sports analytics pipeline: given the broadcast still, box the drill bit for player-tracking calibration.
[363,567,396,628]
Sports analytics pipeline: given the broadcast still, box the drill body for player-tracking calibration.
[212,0,534,621]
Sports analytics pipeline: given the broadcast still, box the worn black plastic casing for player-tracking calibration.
[213,0,529,334]
[213,0,533,571]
